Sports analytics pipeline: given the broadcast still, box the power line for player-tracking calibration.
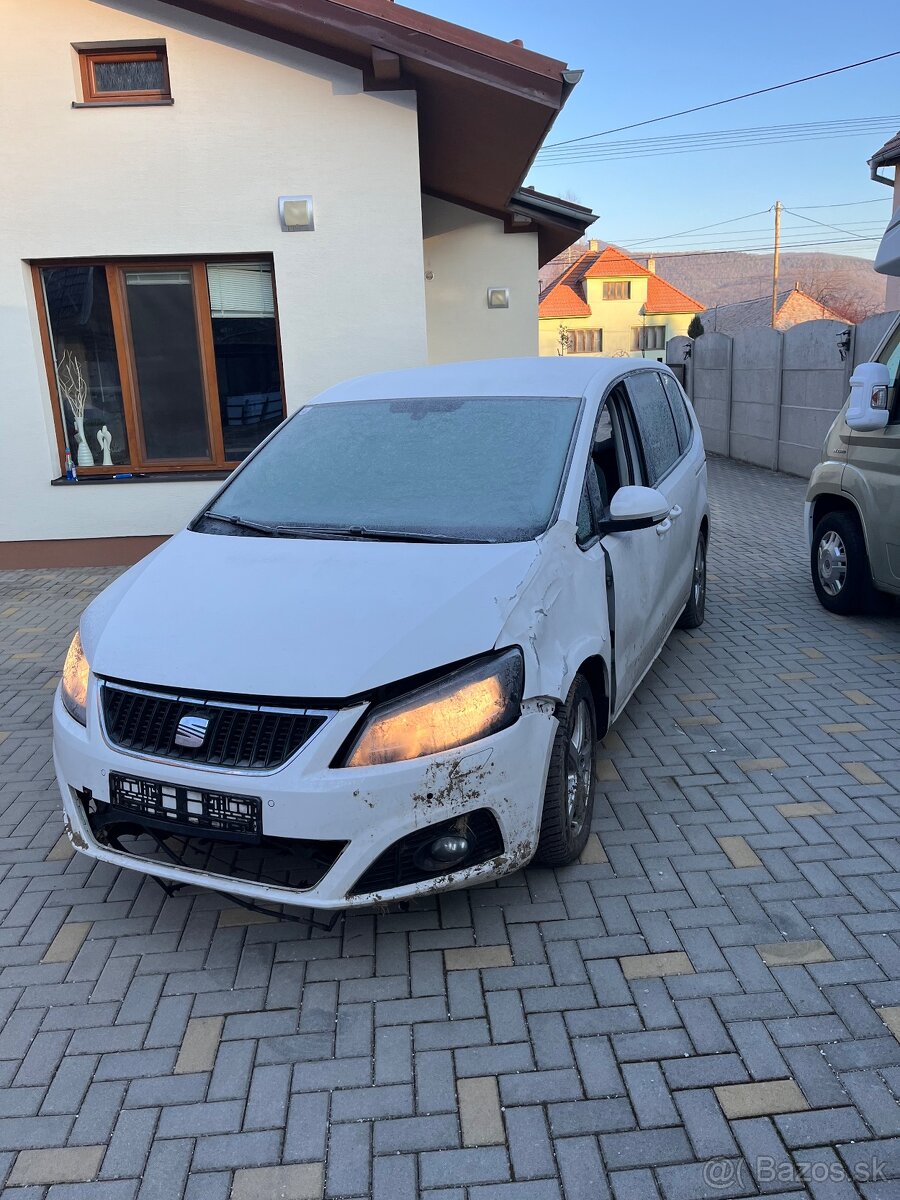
[622,209,771,245]
[622,220,887,244]
[538,114,900,159]
[536,117,900,165]
[542,50,900,149]
[782,207,873,241]
[788,197,892,209]
[619,236,881,260]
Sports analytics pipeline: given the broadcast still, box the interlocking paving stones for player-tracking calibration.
[755,940,835,967]
[457,1076,505,1147]
[1,457,899,1197]
[714,1079,809,1118]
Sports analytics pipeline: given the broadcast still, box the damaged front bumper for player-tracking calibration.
[53,684,557,910]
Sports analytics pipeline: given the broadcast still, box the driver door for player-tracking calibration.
[589,386,672,716]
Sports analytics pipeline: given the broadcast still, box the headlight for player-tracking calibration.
[61,632,90,725]
[343,648,524,767]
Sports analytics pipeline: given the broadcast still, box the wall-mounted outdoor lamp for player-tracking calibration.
[279,196,315,232]
[487,287,509,309]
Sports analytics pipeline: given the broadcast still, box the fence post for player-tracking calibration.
[771,331,784,473]
[724,335,734,460]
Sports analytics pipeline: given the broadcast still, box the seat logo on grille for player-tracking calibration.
[174,713,210,749]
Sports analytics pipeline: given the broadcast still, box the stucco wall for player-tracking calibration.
[422,196,538,365]
[0,0,428,544]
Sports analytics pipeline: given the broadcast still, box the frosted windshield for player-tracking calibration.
[208,395,582,542]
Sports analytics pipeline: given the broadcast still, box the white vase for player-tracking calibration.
[75,415,94,467]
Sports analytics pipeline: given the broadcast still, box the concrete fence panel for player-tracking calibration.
[665,336,692,392]
[729,327,783,469]
[853,310,899,368]
[690,331,732,456]
[779,320,851,478]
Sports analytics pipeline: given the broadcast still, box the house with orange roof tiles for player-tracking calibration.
[539,242,704,361]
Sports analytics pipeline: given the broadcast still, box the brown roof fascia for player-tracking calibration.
[869,130,900,169]
[169,0,568,104]
[425,187,596,267]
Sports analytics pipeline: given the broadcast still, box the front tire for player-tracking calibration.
[535,675,597,866]
[811,511,875,615]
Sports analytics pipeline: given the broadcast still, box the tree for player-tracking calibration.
[687,314,705,339]
[557,325,570,356]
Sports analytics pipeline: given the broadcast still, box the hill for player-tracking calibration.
[541,245,889,323]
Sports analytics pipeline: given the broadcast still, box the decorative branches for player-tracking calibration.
[57,350,88,421]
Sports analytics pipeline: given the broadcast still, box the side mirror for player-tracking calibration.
[846,362,890,432]
[604,485,670,532]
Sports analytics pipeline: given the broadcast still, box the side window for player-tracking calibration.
[576,481,595,546]
[881,327,900,422]
[661,373,693,453]
[626,371,680,484]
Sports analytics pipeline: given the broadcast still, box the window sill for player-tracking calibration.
[71,98,174,108]
[51,470,229,486]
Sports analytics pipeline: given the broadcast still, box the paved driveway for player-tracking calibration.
[1,456,900,1200]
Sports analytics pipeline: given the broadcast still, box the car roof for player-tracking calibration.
[310,357,671,404]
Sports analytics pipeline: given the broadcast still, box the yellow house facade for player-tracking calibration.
[539,243,704,361]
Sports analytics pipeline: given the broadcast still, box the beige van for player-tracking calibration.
[806,315,900,614]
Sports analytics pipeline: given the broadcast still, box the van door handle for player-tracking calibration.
[656,518,672,536]
[669,505,682,520]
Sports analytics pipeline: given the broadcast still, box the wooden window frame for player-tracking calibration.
[77,46,170,103]
[631,325,666,352]
[602,281,631,301]
[568,328,602,355]
[33,256,286,479]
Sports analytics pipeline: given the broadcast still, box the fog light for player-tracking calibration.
[431,835,470,864]
[413,831,472,874]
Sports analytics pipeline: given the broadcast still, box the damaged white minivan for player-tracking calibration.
[54,358,708,910]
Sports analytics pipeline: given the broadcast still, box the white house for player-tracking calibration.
[0,0,594,566]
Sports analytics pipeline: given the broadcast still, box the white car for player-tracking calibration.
[54,358,708,910]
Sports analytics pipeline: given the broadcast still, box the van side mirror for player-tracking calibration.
[846,362,890,432]
[603,485,670,532]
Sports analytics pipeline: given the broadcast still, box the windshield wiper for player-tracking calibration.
[273,524,466,544]
[201,512,279,535]
[202,513,474,543]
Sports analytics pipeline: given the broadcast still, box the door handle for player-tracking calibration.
[669,505,682,520]
[656,518,672,536]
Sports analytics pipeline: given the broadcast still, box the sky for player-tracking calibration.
[410,0,898,262]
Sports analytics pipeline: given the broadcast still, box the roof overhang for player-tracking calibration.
[506,188,597,265]
[165,0,584,225]
[868,130,900,186]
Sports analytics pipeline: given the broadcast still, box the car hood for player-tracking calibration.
[83,529,543,698]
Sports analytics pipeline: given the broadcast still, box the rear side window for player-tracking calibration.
[626,371,680,484]
[661,373,693,452]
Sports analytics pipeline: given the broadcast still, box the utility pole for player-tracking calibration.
[771,200,782,327]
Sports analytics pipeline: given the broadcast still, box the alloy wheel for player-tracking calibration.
[817,530,847,597]
[565,697,595,839]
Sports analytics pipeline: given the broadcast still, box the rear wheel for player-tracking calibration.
[811,510,875,615]
[535,675,597,866]
[677,531,707,629]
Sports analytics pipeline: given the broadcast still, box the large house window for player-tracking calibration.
[631,325,666,352]
[77,46,170,103]
[568,329,602,355]
[36,259,284,476]
[602,281,630,301]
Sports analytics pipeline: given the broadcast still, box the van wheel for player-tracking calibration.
[535,675,596,866]
[811,511,875,615]
[678,532,707,629]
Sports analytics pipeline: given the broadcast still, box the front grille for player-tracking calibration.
[102,683,330,770]
[78,788,345,893]
[350,808,504,896]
